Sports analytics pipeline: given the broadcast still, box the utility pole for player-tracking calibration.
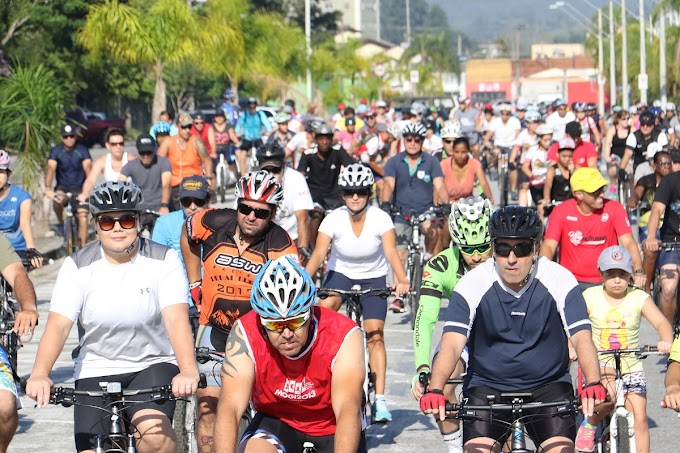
[610,1,617,107]
[660,10,667,104]
[305,0,312,101]
[622,0,629,109]
[376,0,381,41]
[598,9,605,115]
[405,0,411,46]
[638,0,648,105]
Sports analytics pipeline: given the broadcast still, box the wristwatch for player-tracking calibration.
[160,203,169,208]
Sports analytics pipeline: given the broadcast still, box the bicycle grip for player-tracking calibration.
[198,373,207,389]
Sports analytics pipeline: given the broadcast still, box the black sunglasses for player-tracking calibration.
[97,214,137,231]
[238,203,272,219]
[494,241,534,258]
[180,124,192,130]
[138,151,154,156]
[180,197,207,208]
[262,165,283,174]
[443,139,454,145]
[62,135,76,139]
[342,189,370,198]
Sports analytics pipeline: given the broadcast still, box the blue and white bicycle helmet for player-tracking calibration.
[250,256,316,319]
[150,121,171,138]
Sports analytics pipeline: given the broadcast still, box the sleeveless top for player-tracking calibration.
[441,157,481,202]
[551,167,572,202]
[610,126,629,159]
[167,137,204,187]
[104,152,129,182]
[239,306,359,436]
[214,123,231,151]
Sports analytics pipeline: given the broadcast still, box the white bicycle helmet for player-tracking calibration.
[235,170,284,207]
[441,121,462,139]
[387,123,402,140]
[646,142,662,160]
[525,111,542,123]
[402,122,427,138]
[0,150,11,171]
[448,196,492,246]
[338,163,374,190]
[410,101,426,115]
[535,124,553,136]
[250,256,316,319]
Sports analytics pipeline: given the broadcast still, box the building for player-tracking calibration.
[530,43,584,60]
[323,0,362,34]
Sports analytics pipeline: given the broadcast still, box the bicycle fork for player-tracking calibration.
[610,379,636,453]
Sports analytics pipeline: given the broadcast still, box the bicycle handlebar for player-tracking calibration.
[388,205,447,223]
[444,398,578,414]
[195,347,224,364]
[597,346,665,357]
[317,287,393,300]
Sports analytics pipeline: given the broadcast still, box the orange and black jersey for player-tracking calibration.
[186,208,298,334]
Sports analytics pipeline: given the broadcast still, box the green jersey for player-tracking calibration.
[413,246,466,371]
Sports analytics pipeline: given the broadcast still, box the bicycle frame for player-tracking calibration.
[498,150,509,207]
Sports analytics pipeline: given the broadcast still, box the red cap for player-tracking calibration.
[360,98,368,105]
[338,102,346,110]
[484,103,493,111]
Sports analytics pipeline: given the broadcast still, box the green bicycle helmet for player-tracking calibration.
[448,196,492,246]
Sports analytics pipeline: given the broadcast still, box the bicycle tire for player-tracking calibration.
[500,169,508,207]
[173,399,189,453]
[614,415,632,453]
[64,216,77,255]
[238,411,252,441]
[409,253,422,330]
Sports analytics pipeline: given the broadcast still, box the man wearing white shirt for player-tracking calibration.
[483,103,521,180]
[545,98,576,141]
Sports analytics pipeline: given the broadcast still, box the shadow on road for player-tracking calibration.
[366,408,438,448]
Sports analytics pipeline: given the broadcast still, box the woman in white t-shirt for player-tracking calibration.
[26,181,198,453]
[305,163,409,423]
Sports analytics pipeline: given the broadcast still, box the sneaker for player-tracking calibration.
[373,398,392,423]
[575,421,596,452]
[389,298,405,313]
[509,190,519,201]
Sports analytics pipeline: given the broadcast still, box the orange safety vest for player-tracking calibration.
[167,136,204,187]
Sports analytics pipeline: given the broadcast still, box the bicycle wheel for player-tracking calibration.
[614,416,632,453]
[500,169,508,207]
[64,216,77,255]
[409,253,422,330]
[173,397,198,453]
[238,411,252,441]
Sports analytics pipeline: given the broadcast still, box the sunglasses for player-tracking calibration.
[494,241,534,258]
[62,135,76,139]
[180,197,207,208]
[260,311,310,333]
[405,136,422,143]
[238,203,272,219]
[443,139,454,145]
[640,123,654,127]
[460,244,491,256]
[194,121,205,126]
[109,141,125,147]
[262,165,283,174]
[342,189,370,198]
[180,125,192,130]
[97,214,137,231]
[139,151,154,156]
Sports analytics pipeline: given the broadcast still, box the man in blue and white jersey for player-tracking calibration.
[421,206,606,453]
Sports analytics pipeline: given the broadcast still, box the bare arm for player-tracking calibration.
[382,229,408,296]
[433,176,448,206]
[161,302,199,396]
[208,126,216,157]
[665,361,680,411]
[161,171,172,206]
[540,238,559,260]
[294,210,310,249]
[214,323,255,452]
[82,158,93,178]
[18,199,36,249]
[570,328,602,416]
[79,156,105,200]
[331,329,366,453]
[602,127,614,162]
[2,262,38,334]
[644,201,665,252]
[619,232,643,272]
[45,160,57,197]
[543,165,555,202]
[427,331,467,421]
[620,148,633,173]
[640,297,673,346]
[380,176,395,204]
[305,232,331,276]
[475,165,494,203]
[180,222,203,284]
[156,139,170,158]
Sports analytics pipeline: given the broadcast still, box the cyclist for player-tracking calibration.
[357,109,380,138]
[336,117,359,153]
[423,120,444,160]
[0,150,42,268]
[305,163,409,423]
[541,167,644,291]
[45,124,92,248]
[235,98,272,175]
[542,140,575,215]
[412,196,492,453]
[429,105,446,134]
[286,118,319,168]
[157,112,214,211]
[219,89,240,126]
[602,109,631,199]
[512,111,543,205]
[150,111,178,140]
[545,98,576,141]
[440,136,493,204]
[214,257,366,452]
[213,109,238,181]
[452,98,482,157]
[152,175,210,265]
[180,170,297,451]
[257,142,313,258]
[483,103,520,181]
[665,334,680,411]
[26,181,199,453]
[519,124,551,216]
[574,101,601,146]
[546,121,598,169]
[633,142,663,184]
[420,206,606,452]
[576,246,672,453]
[191,113,216,158]
[267,111,295,149]
[153,120,173,147]
[79,128,135,203]
[297,123,356,250]
[625,110,669,172]
[380,122,449,312]
[0,234,38,453]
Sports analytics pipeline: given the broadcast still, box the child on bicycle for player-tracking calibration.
[576,245,673,453]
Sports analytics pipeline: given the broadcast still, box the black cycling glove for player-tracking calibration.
[618,168,627,182]
[379,202,391,213]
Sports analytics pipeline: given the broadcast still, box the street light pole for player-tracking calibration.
[405,0,411,46]
[660,10,667,104]
[305,0,312,101]
[621,0,629,109]
[376,0,381,41]
[610,1,617,107]
[638,0,647,105]
[598,9,605,115]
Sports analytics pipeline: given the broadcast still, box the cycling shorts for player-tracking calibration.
[55,188,89,212]
[659,247,680,268]
[240,412,367,453]
[0,345,18,398]
[74,362,179,452]
[622,370,647,395]
[215,144,236,165]
[311,194,343,212]
[194,325,225,387]
[322,272,388,321]
[462,381,576,446]
[462,131,481,145]
[240,139,263,152]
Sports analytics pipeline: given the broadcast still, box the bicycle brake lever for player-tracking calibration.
[199,373,207,389]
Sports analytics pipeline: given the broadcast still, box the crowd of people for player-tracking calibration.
[1,93,680,453]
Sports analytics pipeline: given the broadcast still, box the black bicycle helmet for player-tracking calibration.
[89,181,143,217]
[489,206,543,241]
[639,110,655,126]
[256,141,285,162]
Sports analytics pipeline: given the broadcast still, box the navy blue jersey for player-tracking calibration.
[443,256,590,391]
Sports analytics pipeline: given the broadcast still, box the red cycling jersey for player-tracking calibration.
[239,306,359,436]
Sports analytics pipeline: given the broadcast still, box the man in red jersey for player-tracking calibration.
[547,122,598,169]
[214,257,366,453]
[541,167,644,291]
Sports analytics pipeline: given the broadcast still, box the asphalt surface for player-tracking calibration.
[8,144,680,452]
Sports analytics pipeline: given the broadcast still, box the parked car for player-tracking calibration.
[65,107,126,147]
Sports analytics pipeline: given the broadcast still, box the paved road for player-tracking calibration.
[9,148,680,452]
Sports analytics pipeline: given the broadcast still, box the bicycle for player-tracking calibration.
[36,374,207,453]
[390,206,446,329]
[650,241,680,313]
[578,346,666,453]
[0,279,20,384]
[443,395,579,452]
[139,209,160,239]
[173,347,253,453]
[214,152,232,203]
[317,286,392,424]
[54,192,81,255]
[498,147,510,207]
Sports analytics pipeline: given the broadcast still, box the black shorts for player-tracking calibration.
[73,362,179,452]
[323,271,388,321]
[462,381,576,447]
[240,413,367,453]
[311,193,343,212]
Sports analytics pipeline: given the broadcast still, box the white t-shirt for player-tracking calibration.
[286,131,311,167]
[522,145,549,186]
[489,116,521,148]
[514,129,538,150]
[545,111,576,141]
[423,135,443,155]
[274,167,314,240]
[319,206,394,279]
[50,240,189,379]
[625,131,669,151]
